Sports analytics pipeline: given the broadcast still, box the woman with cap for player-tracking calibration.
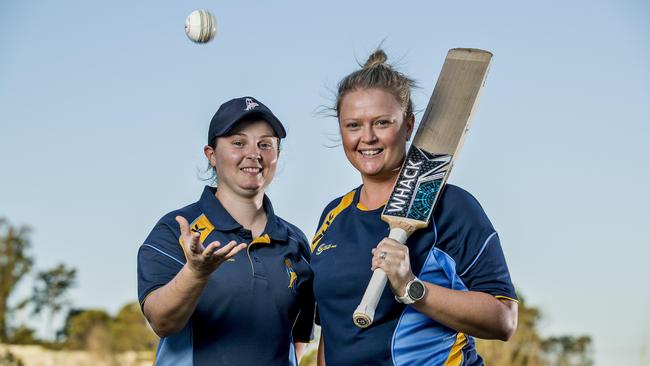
[137,96,314,366]
[310,50,518,365]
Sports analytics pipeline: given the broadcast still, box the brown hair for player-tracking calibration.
[335,49,416,118]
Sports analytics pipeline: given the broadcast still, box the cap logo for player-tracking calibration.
[245,98,259,111]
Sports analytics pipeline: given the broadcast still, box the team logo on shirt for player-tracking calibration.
[315,243,337,256]
[191,224,206,234]
[284,258,298,289]
[189,214,215,244]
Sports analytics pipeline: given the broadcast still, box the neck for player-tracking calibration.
[359,172,399,210]
[215,186,267,238]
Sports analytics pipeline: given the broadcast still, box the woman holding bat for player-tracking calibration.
[311,49,518,365]
[137,96,314,366]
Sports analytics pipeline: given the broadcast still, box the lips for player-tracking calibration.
[240,167,262,174]
[358,148,384,157]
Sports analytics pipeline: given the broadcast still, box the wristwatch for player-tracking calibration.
[395,277,426,304]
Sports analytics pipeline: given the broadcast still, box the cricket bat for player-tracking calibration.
[352,48,493,328]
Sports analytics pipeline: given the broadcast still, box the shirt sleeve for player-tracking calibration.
[458,232,517,300]
[435,185,517,301]
[287,223,316,342]
[292,290,316,342]
[137,214,186,307]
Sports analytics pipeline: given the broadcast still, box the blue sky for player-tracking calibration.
[1,1,648,364]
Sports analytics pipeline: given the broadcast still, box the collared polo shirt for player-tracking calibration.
[311,184,517,366]
[138,186,314,366]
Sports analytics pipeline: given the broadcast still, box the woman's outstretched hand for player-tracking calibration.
[176,216,247,279]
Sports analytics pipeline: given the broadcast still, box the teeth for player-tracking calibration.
[242,167,261,173]
[360,149,381,156]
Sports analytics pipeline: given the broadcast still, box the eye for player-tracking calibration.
[344,121,360,130]
[374,119,391,127]
[259,141,274,150]
[232,140,244,147]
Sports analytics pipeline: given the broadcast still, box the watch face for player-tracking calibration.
[408,281,425,300]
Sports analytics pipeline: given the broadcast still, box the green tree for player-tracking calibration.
[62,309,112,350]
[0,218,33,342]
[8,325,37,345]
[477,295,548,365]
[110,302,158,352]
[62,304,158,354]
[31,263,77,340]
[542,335,593,366]
[477,294,593,366]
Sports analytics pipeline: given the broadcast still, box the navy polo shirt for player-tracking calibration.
[137,186,314,366]
[311,184,517,366]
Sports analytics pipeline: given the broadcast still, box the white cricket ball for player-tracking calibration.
[185,10,217,43]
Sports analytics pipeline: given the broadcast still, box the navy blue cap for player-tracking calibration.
[208,96,287,144]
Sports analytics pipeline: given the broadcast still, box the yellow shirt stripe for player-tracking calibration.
[311,191,355,252]
[495,295,519,303]
[444,332,467,366]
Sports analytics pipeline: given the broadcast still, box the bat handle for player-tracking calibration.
[353,227,408,328]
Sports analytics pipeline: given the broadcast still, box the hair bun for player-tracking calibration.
[363,49,388,69]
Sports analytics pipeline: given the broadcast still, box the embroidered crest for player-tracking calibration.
[245,98,259,111]
[284,258,298,289]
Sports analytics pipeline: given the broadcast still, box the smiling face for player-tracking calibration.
[204,119,279,198]
[338,88,414,181]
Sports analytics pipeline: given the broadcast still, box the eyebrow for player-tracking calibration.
[229,133,277,139]
[341,115,396,123]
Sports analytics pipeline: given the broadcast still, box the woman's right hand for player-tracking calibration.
[176,216,247,279]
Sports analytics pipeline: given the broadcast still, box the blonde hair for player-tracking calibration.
[335,49,416,117]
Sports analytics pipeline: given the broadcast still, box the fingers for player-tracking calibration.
[175,216,190,235]
[190,232,203,253]
[370,237,415,295]
[377,237,406,250]
[202,241,222,257]
[176,216,203,254]
[222,243,247,260]
[370,238,409,271]
[213,241,246,258]
[201,240,247,260]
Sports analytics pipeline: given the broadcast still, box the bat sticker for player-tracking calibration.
[383,146,451,223]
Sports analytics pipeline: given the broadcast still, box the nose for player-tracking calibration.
[244,144,262,160]
[361,124,378,144]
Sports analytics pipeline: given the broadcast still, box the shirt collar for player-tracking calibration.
[261,194,289,242]
[198,186,288,242]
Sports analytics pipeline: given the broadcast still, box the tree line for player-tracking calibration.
[0,218,156,354]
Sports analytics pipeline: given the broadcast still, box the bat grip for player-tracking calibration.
[353,227,408,328]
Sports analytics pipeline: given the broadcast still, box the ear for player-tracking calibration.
[405,113,415,140]
[204,145,217,167]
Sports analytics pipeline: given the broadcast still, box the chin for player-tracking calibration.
[355,163,385,176]
[235,187,264,199]
[240,183,264,191]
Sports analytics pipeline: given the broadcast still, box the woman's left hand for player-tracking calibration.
[371,238,415,297]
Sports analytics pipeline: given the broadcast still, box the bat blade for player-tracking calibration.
[382,48,492,229]
[353,48,492,328]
